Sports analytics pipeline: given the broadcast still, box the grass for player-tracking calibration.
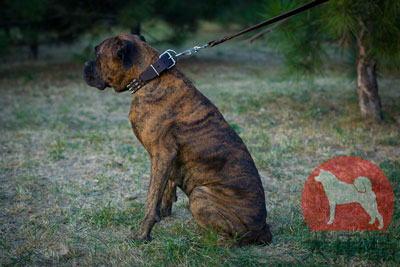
[1,23,399,266]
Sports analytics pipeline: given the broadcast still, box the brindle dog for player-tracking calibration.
[83,34,272,245]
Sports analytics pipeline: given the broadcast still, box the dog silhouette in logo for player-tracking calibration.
[314,169,383,229]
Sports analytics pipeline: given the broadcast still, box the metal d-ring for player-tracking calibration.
[159,44,209,69]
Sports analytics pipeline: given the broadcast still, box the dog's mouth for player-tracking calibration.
[93,82,110,90]
[86,80,109,90]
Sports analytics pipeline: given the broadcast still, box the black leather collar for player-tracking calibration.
[126,50,176,94]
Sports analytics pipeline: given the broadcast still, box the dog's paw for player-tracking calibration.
[327,220,334,225]
[160,205,172,217]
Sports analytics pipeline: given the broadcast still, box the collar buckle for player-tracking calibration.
[159,49,177,69]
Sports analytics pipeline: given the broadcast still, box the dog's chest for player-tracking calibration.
[128,99,177,153]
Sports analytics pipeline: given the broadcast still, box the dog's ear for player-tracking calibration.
[113,38,135,71]
[139,35,146,42]
[121,39,135,71]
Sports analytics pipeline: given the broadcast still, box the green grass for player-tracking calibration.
[1,23,399,266]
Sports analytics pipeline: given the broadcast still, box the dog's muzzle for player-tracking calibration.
[83,61,109,90]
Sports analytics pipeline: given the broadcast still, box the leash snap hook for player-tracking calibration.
[175,44,209,58]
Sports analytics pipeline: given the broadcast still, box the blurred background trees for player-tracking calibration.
[1,0,399,122]
[0,0,252,58]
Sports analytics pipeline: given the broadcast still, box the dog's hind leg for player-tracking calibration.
[360,200,384,229]
[328,202,336,224]
[189,186,272,246]
[377,213,384,229]
[376,212,384,229]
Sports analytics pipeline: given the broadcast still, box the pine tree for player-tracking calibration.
[258,0,400,122]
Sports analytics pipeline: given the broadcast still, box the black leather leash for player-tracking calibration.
[127,0,329,94]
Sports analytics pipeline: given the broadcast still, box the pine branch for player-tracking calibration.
[245,18,288,43]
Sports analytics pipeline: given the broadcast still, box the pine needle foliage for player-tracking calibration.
[260,0,400,74]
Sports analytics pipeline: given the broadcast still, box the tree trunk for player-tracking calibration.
[29,42,39,60]
[356,25,382,122]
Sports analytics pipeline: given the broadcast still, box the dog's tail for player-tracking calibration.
[354,176,372,193]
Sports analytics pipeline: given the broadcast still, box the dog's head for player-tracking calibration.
[314,169,334,183]
[83,34,150,93]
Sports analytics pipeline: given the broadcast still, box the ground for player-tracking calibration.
[0,24,399,266]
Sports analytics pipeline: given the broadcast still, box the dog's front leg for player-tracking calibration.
[135,148,177,241]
